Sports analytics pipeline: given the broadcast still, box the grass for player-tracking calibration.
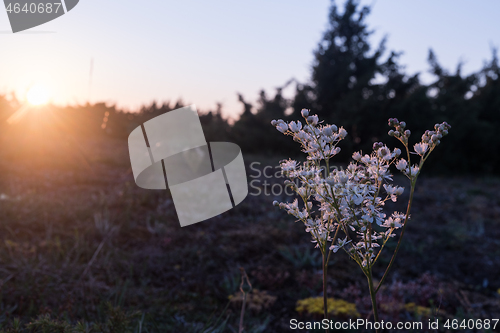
[0,135,499,332]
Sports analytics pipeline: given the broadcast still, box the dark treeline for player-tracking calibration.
[1,0,499,174]
[233,0,500,174]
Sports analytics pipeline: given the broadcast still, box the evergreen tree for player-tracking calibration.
[311,0,385,125]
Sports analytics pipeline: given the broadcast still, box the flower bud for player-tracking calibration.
[372,142,383,150]
[400,121,406,128]
[404,129,411,137]
[301,109,309,117]
[388,130,394,136]
[322,126,333,137]
[271,120,277,126]
[389,118,399,126]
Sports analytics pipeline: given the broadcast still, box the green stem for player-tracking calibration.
[372,227,394,265]
[367,266,380,333]
[322,252,330,333]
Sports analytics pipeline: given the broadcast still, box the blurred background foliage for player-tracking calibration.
[2,0,499,174]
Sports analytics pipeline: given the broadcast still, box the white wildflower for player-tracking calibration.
[276,120,288,133]
[395,159,408,171]
[273,113,448,268]
[307,115,319,125]
[330,238,351,253]
[414,142,429,156]
[338,127,347,139]
[288,121,300,132]
[409,165,419,177]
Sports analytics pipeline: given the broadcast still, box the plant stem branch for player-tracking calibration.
[375,178,416,294]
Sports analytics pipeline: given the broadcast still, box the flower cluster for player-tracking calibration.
[271,108,346,161]
[388,118,451,179]
[272,110,450,268]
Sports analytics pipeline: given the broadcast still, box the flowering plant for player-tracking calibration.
[272,110,450,331]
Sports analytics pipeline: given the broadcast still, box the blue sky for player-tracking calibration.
[1,0,500,119]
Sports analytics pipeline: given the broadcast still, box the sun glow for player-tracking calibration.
[26,85,49,106]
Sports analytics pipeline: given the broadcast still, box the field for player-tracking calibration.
[0,133,499,332]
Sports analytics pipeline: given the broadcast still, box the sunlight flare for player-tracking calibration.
[26,85,49,106]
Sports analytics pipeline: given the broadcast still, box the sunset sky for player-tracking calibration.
[1,0,500,119]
